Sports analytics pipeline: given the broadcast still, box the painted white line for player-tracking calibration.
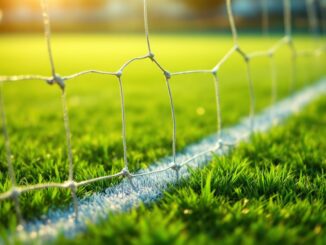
[4,79,326,243]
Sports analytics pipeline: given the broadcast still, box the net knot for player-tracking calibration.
[116,71,123,78]
[47,74,65,90]
[63,180,77,191]
[148,52,155,60]
[164,71,171,79]
[217,138,223,148]
[171,164,181,172]
[244,55,250,62]
[268,51,274,58]
[10,187,21,199]
[122,167,132,178]
[235,46,250,62]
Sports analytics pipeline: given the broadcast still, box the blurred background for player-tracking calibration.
[0,0,325,33]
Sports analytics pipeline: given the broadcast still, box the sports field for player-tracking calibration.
[58,96,326,245]
[0,34,325,242]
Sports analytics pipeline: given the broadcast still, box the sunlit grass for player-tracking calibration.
[56,96,326,245]
[0,33,325,233]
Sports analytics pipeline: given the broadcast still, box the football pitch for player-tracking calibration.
[0,34,325,243]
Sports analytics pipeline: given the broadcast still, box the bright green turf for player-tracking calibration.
[54,96,326,245]
[0,34,325,233]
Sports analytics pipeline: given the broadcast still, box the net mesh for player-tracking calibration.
[0,0,325,226]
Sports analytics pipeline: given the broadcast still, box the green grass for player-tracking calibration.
[0,33,325,235]
[55,96,326,245]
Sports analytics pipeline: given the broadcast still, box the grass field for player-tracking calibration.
[56,96,326,245]
[0,33,325,240]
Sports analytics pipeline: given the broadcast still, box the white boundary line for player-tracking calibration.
[3,78,326,243]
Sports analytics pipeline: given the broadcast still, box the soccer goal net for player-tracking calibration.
[0,0,325,230]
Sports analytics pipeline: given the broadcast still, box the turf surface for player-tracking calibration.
[0,33,325,236]
[55,96,326,245]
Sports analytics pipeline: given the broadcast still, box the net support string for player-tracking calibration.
[305,0,323,81]
[306,0,319,37]
[212,74,222,143]
[0,0,325,226]
[41,0,79,221]
[41,0,56,77]
[117,75,137,191]
[0,84,24,225]
[225,0,256,132]
[283,0,298,91]
[269,53,278,121]
[141,0,181,181]
[165,75,179,181]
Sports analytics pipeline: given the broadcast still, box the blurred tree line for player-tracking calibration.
[0,0,108,10]
[0,0,224,11]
